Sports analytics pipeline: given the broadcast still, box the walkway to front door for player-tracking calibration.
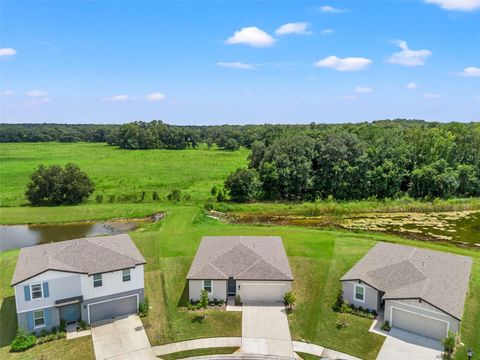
[240,301,295,359]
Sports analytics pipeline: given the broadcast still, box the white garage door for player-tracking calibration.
[242,283,285,302]
[392,308,448,340]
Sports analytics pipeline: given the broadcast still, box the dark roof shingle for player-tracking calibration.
[187,236,293,281]
[11,234,145,286]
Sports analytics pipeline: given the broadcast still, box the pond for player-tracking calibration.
[0,221,140,252]
[234,210,480,247]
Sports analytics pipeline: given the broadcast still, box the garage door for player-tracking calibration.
[391,308,448,340]
[242,283,285,302]
[89,295,138,323]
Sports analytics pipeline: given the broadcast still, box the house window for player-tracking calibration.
[203,280,212,293]
[122,269,131,282]
[33,310,45,327]
[31,283,43,299]
[354,284,365,302]
[93,274,103,287]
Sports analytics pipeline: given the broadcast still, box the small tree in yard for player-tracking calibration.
[224,168,261,202]
[199,289,209,309]
[25,163,94,206]
[284,291,296,310]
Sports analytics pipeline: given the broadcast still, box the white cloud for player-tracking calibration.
[388,40,432,66]
[2,90,15,96]
[146,93,166,102]
[0,48,16,57]
[424,92,440,98]
[321,29,335,35]
[216,61,255,70]
[105,95,129,101]
[225,27,276,47]
[406,82,418,89]
[27,90,48,97]
[459,66,480,77]
[314,56,372,71]
[275,22,312,35]
[355,86,373,94]
[424,0,480,11]
[318,5,349,13]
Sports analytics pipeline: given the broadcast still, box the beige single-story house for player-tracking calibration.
[187,236,293,303]
[340,242,472,340]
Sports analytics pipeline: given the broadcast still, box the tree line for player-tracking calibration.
[224,122,480,201]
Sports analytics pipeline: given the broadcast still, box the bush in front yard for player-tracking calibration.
[139,297,150,317]
[284,291,296,310]
[10,328,37,352]
[442,331,457,360]
[381,321,391,332]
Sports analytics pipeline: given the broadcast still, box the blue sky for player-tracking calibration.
[1,0,479,124]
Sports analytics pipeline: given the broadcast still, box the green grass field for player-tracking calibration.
[1,206,479,360]
[0,143,479,360]
[0,142,248,207]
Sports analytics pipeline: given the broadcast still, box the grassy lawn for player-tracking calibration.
[0,142,248,207]
[161,347,239,360]
[0,337,94,360]
[0,206,479,359]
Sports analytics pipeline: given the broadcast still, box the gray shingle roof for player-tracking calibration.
[340,242,472,320]
[11,234,146,286]
[187,236,293,281]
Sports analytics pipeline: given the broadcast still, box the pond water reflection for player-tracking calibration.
[0,221,138,251]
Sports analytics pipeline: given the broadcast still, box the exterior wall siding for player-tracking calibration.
[385,299,460,334]
[17,306,60,334]
[189,280,227,301]
[80,265,144,300]
[15,271,82,313]
[342,281,379,311]
[236,280,292,301]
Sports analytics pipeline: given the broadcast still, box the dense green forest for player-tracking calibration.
[2,120,479,200]
[224,122,480,201]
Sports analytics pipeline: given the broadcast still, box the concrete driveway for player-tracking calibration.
[376,328,443,360]
[91,315,156,360]
[240,302,295,359]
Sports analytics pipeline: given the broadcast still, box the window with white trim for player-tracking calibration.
[33,310,45,327]
[122,269,131,282]
[31,283,43,299]
[354,284,365,302]
[203,280,212,293]
[93,274,103,287]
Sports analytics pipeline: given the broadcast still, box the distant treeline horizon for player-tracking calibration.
[2,120,479,200]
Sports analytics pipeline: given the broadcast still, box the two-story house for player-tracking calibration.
[11,234,145,333]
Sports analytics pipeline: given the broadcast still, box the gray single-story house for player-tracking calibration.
[340,242,472,340]
[187,236,293,303]
[11,234,145,333]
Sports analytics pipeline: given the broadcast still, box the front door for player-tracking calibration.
[59,303,81,324]
[228,277,236,295]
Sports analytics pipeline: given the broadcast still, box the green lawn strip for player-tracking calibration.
[0,203,167,225]
[0,337,94,360]
[0,142,248,207]
[295,352,322,360]
[160,347,239,360]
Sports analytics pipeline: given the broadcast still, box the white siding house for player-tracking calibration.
[11,235,145,333]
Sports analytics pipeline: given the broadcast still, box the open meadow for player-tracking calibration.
[0,143,479,360]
